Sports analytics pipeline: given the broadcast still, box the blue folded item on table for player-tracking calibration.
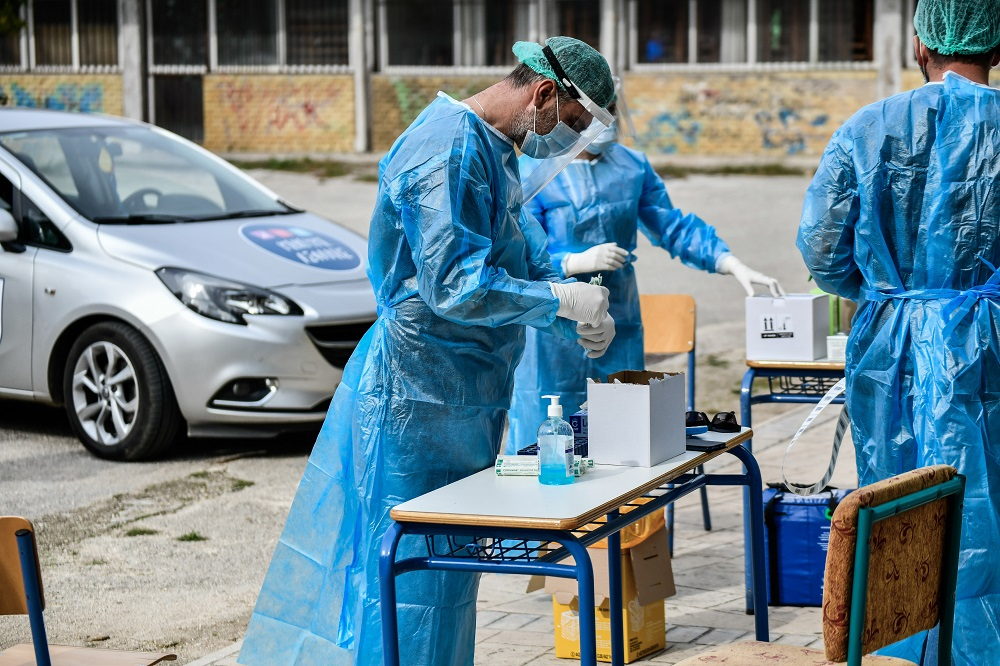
[762,485,854,607]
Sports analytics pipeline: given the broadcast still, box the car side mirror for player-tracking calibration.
[0,208,17,242]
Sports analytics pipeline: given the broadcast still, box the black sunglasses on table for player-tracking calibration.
[685,410,741,433]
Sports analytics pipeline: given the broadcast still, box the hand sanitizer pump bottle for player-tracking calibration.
[538,395,574,486]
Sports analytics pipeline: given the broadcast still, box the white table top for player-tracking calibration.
[390,428,751,530]
[746,358,845,371]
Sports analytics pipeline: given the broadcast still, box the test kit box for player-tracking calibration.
[745,295,830,361]
[586,371,685,467]
[826,334,848,361]
[570,410,588,456]
[526,527,675,663]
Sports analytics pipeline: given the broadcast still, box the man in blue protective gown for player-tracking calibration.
[507,106,783,453]
[238,37,617,666]
[797,2,1000,663]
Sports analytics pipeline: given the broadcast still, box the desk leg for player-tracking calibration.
[740,367,756,613]
[730,445,769,641]
[565,538,598,666]
[607,509,623,666]
[379,521,405,666]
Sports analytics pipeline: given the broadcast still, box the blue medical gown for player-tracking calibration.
[797,73,1000,666]
[239,94,569,666]
[506,144,730,453]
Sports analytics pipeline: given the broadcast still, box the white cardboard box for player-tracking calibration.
[746,294,829,361]
[586,371,685,467]
[826,334,848,361]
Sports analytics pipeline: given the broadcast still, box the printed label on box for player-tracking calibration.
[561,609,580,640]
[760,314,794,339]
[627,598,645,632]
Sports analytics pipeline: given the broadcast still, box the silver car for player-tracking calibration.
[0,109,376,460]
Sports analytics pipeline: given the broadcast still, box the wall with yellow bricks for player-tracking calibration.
[621,70,887,158]
[203,75,355,153]
[0,74,122,115]
[368,70,938,159]
[370,74,498,151]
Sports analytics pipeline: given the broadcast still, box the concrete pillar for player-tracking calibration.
[118,0,144,120]
[721,0,747,64]
[614,0,627,76]
[600,0,616,72]
[350,0,370,152]
[875,0,903,100]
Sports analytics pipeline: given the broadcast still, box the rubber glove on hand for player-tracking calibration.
[562,242,629,277]
[576,315,616,359]
[550,281,610,327]
[717,255,786,297]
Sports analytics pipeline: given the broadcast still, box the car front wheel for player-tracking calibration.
[63,322,182,460]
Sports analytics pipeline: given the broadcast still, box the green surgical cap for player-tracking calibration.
[914,0,1000,55]
[511,36,615,109]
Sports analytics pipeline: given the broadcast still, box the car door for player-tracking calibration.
[0,157,37,395]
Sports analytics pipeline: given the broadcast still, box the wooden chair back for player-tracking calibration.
[0,516,43,615]
[639,294,695,355]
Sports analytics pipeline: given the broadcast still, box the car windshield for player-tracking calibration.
[0,125,295,223]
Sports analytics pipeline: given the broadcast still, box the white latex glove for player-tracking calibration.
[576,315,616,359]
[716,254,786,297]
[562,242,629,277]
[550,281,610,327]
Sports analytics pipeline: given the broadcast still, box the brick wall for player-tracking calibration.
[368,70,899,159]
[370,74,497,151]
[203,75,355,153]
[622,70,881,159]
[0,74,122,114]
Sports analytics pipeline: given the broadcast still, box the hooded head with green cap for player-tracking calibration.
[511,37,615,109]
[499,36,614,155]
[913,0,1000,82]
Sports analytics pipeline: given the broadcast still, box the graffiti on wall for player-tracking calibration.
[635,110,702,154]
[213,79,345,132]
[629,75,847,157]
[754,109,829,155]
[368,76,499,150]
[209,77,352,151]
[0,81,104,112]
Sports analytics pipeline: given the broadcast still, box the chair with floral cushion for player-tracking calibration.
[674,464,965,666]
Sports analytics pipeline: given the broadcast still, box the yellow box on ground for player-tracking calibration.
[528,527,674,663]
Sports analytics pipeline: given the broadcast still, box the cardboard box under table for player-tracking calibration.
[587,371,686,467]
[528,524,675,663]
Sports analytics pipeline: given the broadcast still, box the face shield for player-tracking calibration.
[611,76,636,141]
[584,77,636,156]
[521,46,615,202]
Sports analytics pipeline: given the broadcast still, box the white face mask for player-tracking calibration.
[585,120,617,155]
[519,95,583,159]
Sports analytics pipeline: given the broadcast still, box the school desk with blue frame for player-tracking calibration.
[738,358,846,613]
[379,428,769,666]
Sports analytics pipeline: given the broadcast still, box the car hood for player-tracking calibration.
[96,212,370,289]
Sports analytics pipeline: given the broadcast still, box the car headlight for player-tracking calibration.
[156,267,303,325]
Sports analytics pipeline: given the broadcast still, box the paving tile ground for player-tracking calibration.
[199,402,855,666]
[471,403,857,666]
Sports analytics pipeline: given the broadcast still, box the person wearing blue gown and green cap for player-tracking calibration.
[506,101,784,454]
[238,36,617,666]
[798,1,1000,663]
